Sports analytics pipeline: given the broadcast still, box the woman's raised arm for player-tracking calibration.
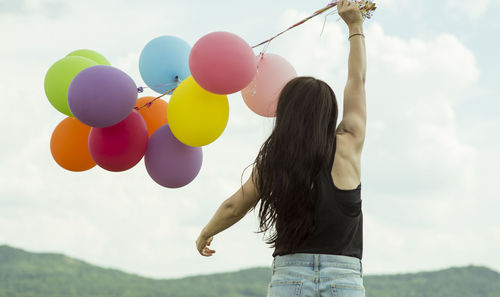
[336,0,367,153]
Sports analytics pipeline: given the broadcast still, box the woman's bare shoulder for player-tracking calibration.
[331,132,363,190]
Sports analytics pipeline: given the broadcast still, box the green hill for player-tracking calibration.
[0,245,499,297]
[364,265,500,297]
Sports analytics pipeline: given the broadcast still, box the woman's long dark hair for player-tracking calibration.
[251,76,338,254]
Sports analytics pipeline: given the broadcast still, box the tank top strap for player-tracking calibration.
[328,134,337,172]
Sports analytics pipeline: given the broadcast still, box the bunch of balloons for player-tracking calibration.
[45,32,297,188]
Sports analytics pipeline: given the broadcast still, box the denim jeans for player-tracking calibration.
[267,253,365,297]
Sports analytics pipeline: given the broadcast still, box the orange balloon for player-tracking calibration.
[135,96,168,138]
[50,117,96,172]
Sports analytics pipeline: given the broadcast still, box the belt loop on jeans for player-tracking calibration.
[360,260,363,277]
[314,254,319,272]
[272,258,275,275]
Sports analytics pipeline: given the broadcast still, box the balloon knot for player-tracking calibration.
[137,86,144,93]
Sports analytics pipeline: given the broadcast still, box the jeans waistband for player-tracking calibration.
[273,253,362,275]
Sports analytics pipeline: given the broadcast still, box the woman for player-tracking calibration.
[196,0,367,296]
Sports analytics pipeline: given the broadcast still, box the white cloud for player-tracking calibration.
[445,0,500,19]
[446,0,489,19]
[0,0,67,17]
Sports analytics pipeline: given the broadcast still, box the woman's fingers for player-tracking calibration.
[203,247,216,256]
[338,0,364,26]
[346,0,356,8]
[340,0,361,14]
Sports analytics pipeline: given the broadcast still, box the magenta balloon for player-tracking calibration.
[241,53,297,117]
[68,65,137,128]
[145,124,202,188]
[88,110,148,172]
[189,31,257,95]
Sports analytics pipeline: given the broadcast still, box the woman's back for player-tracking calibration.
[272,134,363,259]
[269,132,365,294]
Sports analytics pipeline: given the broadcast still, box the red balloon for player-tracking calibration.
[89,110,148,172]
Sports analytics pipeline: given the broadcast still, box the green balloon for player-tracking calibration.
[44,56,98,116]
[67,49,111,66]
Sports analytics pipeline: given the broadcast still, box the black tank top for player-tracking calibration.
[272,135,363,259]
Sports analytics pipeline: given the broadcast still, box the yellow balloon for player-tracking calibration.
[168,76,229,147]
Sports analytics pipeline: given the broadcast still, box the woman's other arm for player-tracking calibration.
[196,174,259,256]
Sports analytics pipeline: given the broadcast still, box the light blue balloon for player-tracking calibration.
[139,36,191,94]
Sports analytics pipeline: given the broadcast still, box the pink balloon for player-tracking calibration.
[189,31,257,95]
[241,53,297,117]
[89,110,148,172]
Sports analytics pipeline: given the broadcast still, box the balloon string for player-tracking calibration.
[251,0,376,49]
[251,1,338,49]
[134,87,177,110]
[135,76,180,109]
[320,8,340,36]
[137,77,180,92]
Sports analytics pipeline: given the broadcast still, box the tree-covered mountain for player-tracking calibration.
[364,265,500,297]
[0,245,499,297]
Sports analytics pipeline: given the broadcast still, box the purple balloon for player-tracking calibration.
[68,65,137,128]
[145,124,203,188]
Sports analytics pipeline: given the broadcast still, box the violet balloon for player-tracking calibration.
[68,65,137,128]
[89,110,148,172]
[145,124,202,188]
[241,53,297,117]
[189,32,257,95]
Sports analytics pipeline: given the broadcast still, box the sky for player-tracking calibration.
[0,0,499,279]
